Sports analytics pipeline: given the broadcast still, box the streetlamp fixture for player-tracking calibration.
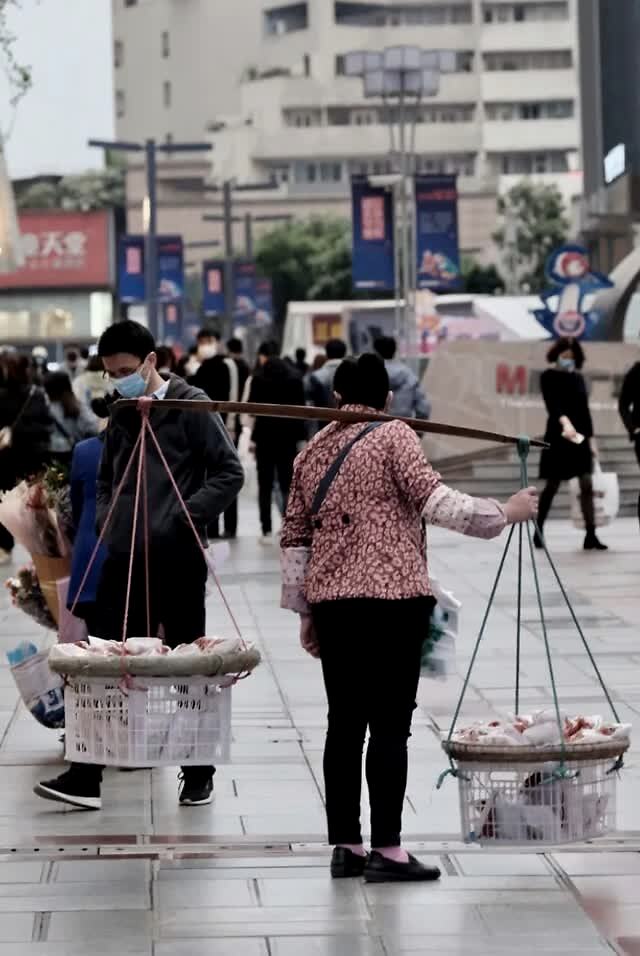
[344,47,455,357]
[88,138,212,342]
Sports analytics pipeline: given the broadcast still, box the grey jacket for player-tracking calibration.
[306,358,342,409]
[385,360,431,420]
[96,375,243,554]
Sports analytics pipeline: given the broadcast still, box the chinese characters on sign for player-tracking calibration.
[361,197,385,241]
[0,211,112,289]
[351,176,395,291]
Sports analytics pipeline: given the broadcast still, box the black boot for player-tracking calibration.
[584,526,608,551]
[533,526,545,550]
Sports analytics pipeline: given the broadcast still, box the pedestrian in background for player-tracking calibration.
[294,347,309,377]
[0,354,51,563]
[72,354,108,416]
[536,338,607,551]
[62,345,85,382]
[619,358,640,529]
[306,339,347,436]
[280,354,538,883]
[249,341,305,544]
[44,372,98,467]
[374,336,431,420]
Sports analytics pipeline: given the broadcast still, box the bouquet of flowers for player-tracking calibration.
[39,463,73,547]
[6,566,56,630]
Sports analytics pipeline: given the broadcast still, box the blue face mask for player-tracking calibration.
[113,364,148,399]
[558,357,575,372]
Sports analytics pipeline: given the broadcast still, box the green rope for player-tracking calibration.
[533,525,621,725]
[515,522,523,715]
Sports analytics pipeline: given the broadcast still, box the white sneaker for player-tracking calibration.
[0,549,12,566]
[259,534,274,546]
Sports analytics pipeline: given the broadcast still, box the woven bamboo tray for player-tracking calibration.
[48,645,261,678]
[442,739,629,765]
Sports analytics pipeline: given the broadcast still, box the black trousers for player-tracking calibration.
[256,443,296,535]
[74,542,213,782]
[538,473,595,532]
[313,597,434,848]
[635,436,640,528]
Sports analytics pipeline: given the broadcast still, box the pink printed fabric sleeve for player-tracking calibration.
[281,547,311,613]
[388,421,442,509]
[423,485,507,539]
[280,456,312,550]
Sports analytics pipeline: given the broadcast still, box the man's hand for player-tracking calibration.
[300,614,320,658]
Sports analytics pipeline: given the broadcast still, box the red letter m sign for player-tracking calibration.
[496,363,527,395]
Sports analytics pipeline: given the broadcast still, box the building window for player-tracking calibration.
[483,50,572,71]
[486,101,574,120]
[482,2,568,22]
[264,2,309,36]
[335,54,346,76]
[124,0,137,6]
[334,2,472,27]
[116,90,125,118]
[498,150,569,174]
[114,40,123,68]
[163,80,172,108]
[162,30,170,58]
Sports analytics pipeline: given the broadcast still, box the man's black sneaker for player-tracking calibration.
[178,771,214,806]
[364,851,441,883]
[330,846,368,879]
[34,770,102,810]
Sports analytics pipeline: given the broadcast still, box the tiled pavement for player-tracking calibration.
[0,504,638,954]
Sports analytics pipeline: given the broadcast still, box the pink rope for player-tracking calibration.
[68,428,144,619]
[121,416,147,645]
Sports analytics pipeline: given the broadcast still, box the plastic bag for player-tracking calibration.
[570,461,619,528]
[421,578,460,680]
[238,425,256,496]
[7,641,64,728]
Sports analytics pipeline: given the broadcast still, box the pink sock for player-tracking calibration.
[374,846,409,863]
[337,843,367,858]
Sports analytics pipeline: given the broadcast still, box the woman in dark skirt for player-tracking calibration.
[536,338,607,551]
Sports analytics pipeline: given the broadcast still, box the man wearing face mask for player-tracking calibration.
[34,320,244,812]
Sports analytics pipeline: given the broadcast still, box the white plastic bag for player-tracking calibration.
[570,461,619,528]
[238,425,256,496]
[421,577,461,680]
[8,642,64,728]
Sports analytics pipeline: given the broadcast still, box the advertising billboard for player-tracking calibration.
[118,235,145,303]
[0,210,113,290]
[202,260,225,316]
[415,174,461,292]
[351,175,395,291]
[118,235,185,304]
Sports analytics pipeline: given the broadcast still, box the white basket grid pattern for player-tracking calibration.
[64,677,232,767]
[457,757,618,845]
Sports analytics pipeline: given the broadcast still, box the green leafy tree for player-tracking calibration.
[0,0,33,110]
[16,168,125,211]
[255,217,354,327]
[494,180,569,293]
[461,256,505,295]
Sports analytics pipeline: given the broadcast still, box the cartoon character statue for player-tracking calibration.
[534,244,613,341]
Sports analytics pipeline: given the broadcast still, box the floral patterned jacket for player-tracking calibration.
[280,405,507,613]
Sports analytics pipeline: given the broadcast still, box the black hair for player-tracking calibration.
[326,338,347,361]
[333,354,389,411]
[546,337,585,370]
[295,347,307,361]
[45,371,80,419]
[227,337,243,354]
[374,336,397,361]
[258,340,280,359]
[98,320,156,361]
[197,327,220,343]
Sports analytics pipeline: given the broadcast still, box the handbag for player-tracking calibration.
[0,386,35,451]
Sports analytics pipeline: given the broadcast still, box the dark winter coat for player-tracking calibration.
[0,384,51,487]
[539,367,593,481]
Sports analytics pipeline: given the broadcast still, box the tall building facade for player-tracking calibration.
[114,0,582,264]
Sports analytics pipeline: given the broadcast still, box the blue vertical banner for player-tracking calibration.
[157,235,184,302]
[233,259,257,326]
[202,260,226,316]
[351,175,395,291]
[254,277,274,329]
[162,300,183,347]
[415,174,462,292]
[118,235,146,303]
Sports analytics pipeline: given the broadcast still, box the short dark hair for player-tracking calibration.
[333,354,389,411]
[546,337,585,370]
[258,340,280,359]
[326,338,347,361]
[227,337,243,355]
[98,320,156,361]
[197,327,220,343]
[295,347,307,361]
[374,336,397,360]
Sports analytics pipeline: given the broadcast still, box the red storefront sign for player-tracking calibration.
[0,210,112,289]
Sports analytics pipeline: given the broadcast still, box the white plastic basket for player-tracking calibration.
[456,756,619,845]
[64,676,232,767]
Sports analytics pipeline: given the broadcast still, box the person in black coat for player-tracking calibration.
[0,354,52,561]
[536,338,606,551]
[618,360,640,529]
[249,341,306,543]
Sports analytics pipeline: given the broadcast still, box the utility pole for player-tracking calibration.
[88,137,211,342]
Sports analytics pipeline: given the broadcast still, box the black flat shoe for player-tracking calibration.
[364,850,441,883]
[584,534,608,551]
[330,846,368,879]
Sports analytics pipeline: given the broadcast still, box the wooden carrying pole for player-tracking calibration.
[116,399,547,448]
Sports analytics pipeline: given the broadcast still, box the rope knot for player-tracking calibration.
[137,396,153,420]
